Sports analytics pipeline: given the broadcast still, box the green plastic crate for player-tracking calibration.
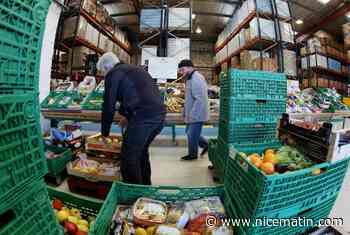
[218,119,278,144]
[47,185,103,219]
[0,94,47,201]
[220,69,287,100]
[225,143,349,221]
[208,139,217,163]
[0,0,50,91]
[90,182,225,235]
[40,92,65,109]
[45,145,73,176]
[210,138,231,183]
[225,191,336,235]
[53,91,83,109]
[0,180,63,235]
[81,91,104,111]
[219,97,285,123]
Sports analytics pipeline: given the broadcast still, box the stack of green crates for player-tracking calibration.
[209,69,287,182]
[225,143,350,235]
[81,81,105,111]
[0,0,63,234]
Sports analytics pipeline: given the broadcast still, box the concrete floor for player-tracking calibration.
[55,146,350,233]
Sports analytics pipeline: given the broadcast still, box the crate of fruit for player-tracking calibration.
[86,133,122,153]
[81,91,104,110]
[45,145,73,176]
[278,113,350,163]
[67,154,121,182]
[225,142,349,225]
[90,182,226,235]
[47,185,103,235]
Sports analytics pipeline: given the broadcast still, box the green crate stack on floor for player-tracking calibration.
[224,143,350,235]
[0,0,63,234]
[209,69,287,182]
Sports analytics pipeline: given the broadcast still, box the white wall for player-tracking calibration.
[39,1,63,133]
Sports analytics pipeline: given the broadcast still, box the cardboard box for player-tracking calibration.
[63,16,88,40]
[250,17,275,40]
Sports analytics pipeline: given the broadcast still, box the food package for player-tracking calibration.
[166,203,189,229]
[275,0,290,18]
[240,50,269,70]
[86,133,122,153]
[113,205,134,223]
[280,22,294,43]
[283,49,297,76]
[78,76,96,96]
[250,17,275,40]
[251,57,277,72]
[185,197,225,220]
[155,225,181,235]
[227,35,239,56]
[133,198,168,226]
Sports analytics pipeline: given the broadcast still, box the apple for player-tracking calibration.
[52,199,64,210]
[68,216,79,225]
[64,221,78,235]
[75,231,88,235]
[70,208,81,218]
[77,219,89,227]
[56,210,69,223]
[77,224,89,233]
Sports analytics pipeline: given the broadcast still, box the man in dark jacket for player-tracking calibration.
[97,52,166,185]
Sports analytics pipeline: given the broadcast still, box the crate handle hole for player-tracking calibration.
[0,209,15,230]
[297,207,313,217]
[256,100,267,104]
[158,189,181,195]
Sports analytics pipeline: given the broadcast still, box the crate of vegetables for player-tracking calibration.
[225,142,349,222]
[45,145,73,177]
[81,81,104,111]
[89,182,228,235]
[48,185,103,235]
[86,133,122,153]
[279,113,350,163]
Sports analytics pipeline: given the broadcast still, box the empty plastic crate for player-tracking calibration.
[220,69,287,100]
[0,0,50,91]
[209,138,231,183]
[0,180,63,235]
[45,145,73,177]
[218,119,278,144]
[225,143,349,221]
[219,97,285,123]
[0,94,47,201]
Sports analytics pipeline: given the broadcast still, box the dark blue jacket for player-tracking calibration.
[101,63,166,136]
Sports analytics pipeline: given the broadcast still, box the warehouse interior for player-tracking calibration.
[1,0,350,234]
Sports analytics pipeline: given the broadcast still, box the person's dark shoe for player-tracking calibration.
[201,146,209,156]
[208,165,214,170]
[181,155,198,161]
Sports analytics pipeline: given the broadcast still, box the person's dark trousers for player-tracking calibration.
[120,121,164,185]
[186,122,208,157]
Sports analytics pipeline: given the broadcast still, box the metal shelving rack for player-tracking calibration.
[214,0,296,78]
[51,0,132,80]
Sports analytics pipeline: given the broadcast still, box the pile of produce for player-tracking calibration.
[110,196,232,235]
[86,133,122,153]
[52,198,95,235]
[70,154,120,177]
[165,97,185,113]
[81,81,105,110]
[287,88,349,113]
[240,145,317,175]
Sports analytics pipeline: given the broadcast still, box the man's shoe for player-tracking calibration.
[208,165,214,170]
[181,155,198,161]
[200,146,209,156]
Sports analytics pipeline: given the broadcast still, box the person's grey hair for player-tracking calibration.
[97,52,120,74]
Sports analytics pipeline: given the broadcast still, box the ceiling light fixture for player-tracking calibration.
[317,0,330,4]
[192,14,196,20]
[195,26,202,34]
[295,19,304,25]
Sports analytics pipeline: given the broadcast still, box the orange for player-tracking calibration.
[263,152,278,164]
[261,162,275,175]
[264,149,275,155]
[250,154,262,168]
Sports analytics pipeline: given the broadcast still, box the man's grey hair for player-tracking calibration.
[97,52,120,74]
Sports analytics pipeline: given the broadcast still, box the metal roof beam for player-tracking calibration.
[110,12,138,17]
[193,11,232,18]
[296,2,350,42]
